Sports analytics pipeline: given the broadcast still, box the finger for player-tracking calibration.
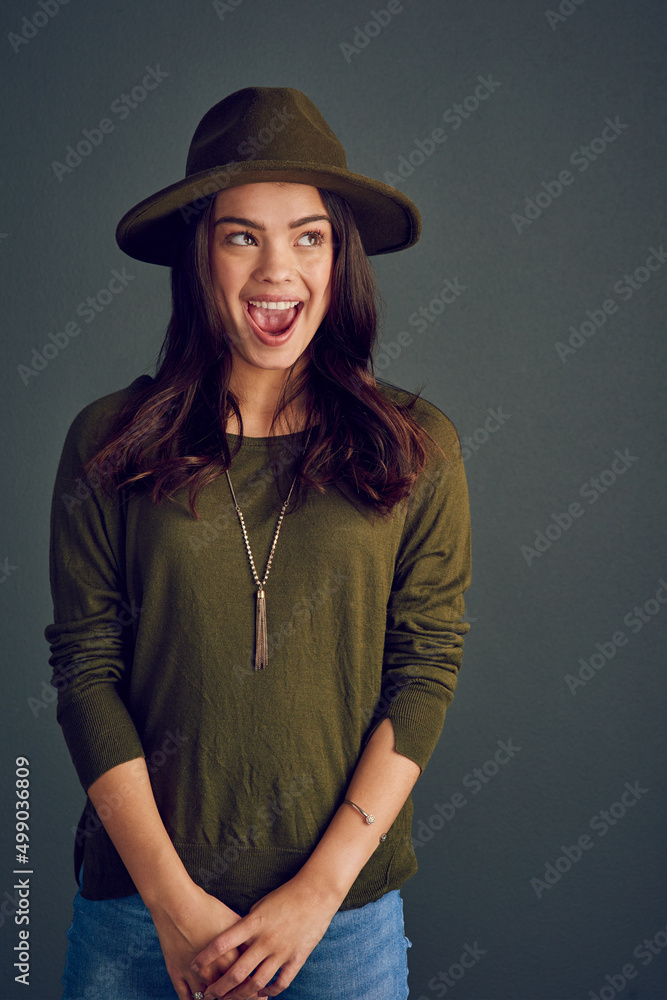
[192,917,254,976]
[189,988,209,1000]
[207,985,266,1000]
[226,960,293,1000]
[172,980,193,1000]
[204,947,273,998]
[173,976,209,1000]
[254,959,299,997]
[232,956,282,999]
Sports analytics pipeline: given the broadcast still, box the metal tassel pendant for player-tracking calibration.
[225,427,312,675]
[254,586,268,670]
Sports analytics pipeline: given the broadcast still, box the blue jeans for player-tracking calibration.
[62,866,412,999]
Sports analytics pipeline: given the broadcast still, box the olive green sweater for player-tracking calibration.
[44,375,471,914]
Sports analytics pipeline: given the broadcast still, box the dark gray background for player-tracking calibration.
[1,1,666,997]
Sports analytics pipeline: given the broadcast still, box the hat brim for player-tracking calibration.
[115,160,421,266]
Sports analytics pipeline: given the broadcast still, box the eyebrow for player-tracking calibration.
[213,214,332,230]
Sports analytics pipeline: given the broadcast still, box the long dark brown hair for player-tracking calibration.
[84,187,443,519]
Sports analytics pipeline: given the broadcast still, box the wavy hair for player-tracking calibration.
[84,187,443,519]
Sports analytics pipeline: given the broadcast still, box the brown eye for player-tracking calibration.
[297,231,325,247]
[226,231,257,246]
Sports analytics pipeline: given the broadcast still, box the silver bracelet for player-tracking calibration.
[344,799,387,842]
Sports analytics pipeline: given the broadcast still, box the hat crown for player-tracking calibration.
[185,86,349,176]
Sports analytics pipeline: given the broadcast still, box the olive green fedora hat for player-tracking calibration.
[116,86,421,266]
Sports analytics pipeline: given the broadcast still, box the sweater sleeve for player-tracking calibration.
[373,406,472,774]
[43,397,146,793]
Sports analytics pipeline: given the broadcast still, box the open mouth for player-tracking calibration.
[245,299,303,336]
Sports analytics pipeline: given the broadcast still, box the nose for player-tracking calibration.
[252,239,296,285]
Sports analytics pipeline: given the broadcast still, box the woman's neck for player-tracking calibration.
[225,404,313,438]
[226,361,311,437]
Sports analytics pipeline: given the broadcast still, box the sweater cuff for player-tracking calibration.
[383,678,453,774]
[57,687,145,792]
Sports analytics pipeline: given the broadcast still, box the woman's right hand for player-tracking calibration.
[83,760,265,998]
[149,882,264,1000]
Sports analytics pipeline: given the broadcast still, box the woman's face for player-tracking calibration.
[208,182,334,379]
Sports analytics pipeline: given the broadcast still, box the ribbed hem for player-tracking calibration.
[78,799,419,914]
[176,803,418,913]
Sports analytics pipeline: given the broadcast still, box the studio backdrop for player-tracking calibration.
[1,1,665,997]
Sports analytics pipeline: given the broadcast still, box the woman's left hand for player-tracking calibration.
[190,873,342,998]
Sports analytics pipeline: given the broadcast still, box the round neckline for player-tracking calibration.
[225,424,319,447]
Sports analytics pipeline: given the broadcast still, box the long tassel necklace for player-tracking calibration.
[225,427,312,671]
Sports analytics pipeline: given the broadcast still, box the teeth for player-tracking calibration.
[247,300,300,310]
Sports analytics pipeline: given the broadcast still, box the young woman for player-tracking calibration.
[44,86,472,1000]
